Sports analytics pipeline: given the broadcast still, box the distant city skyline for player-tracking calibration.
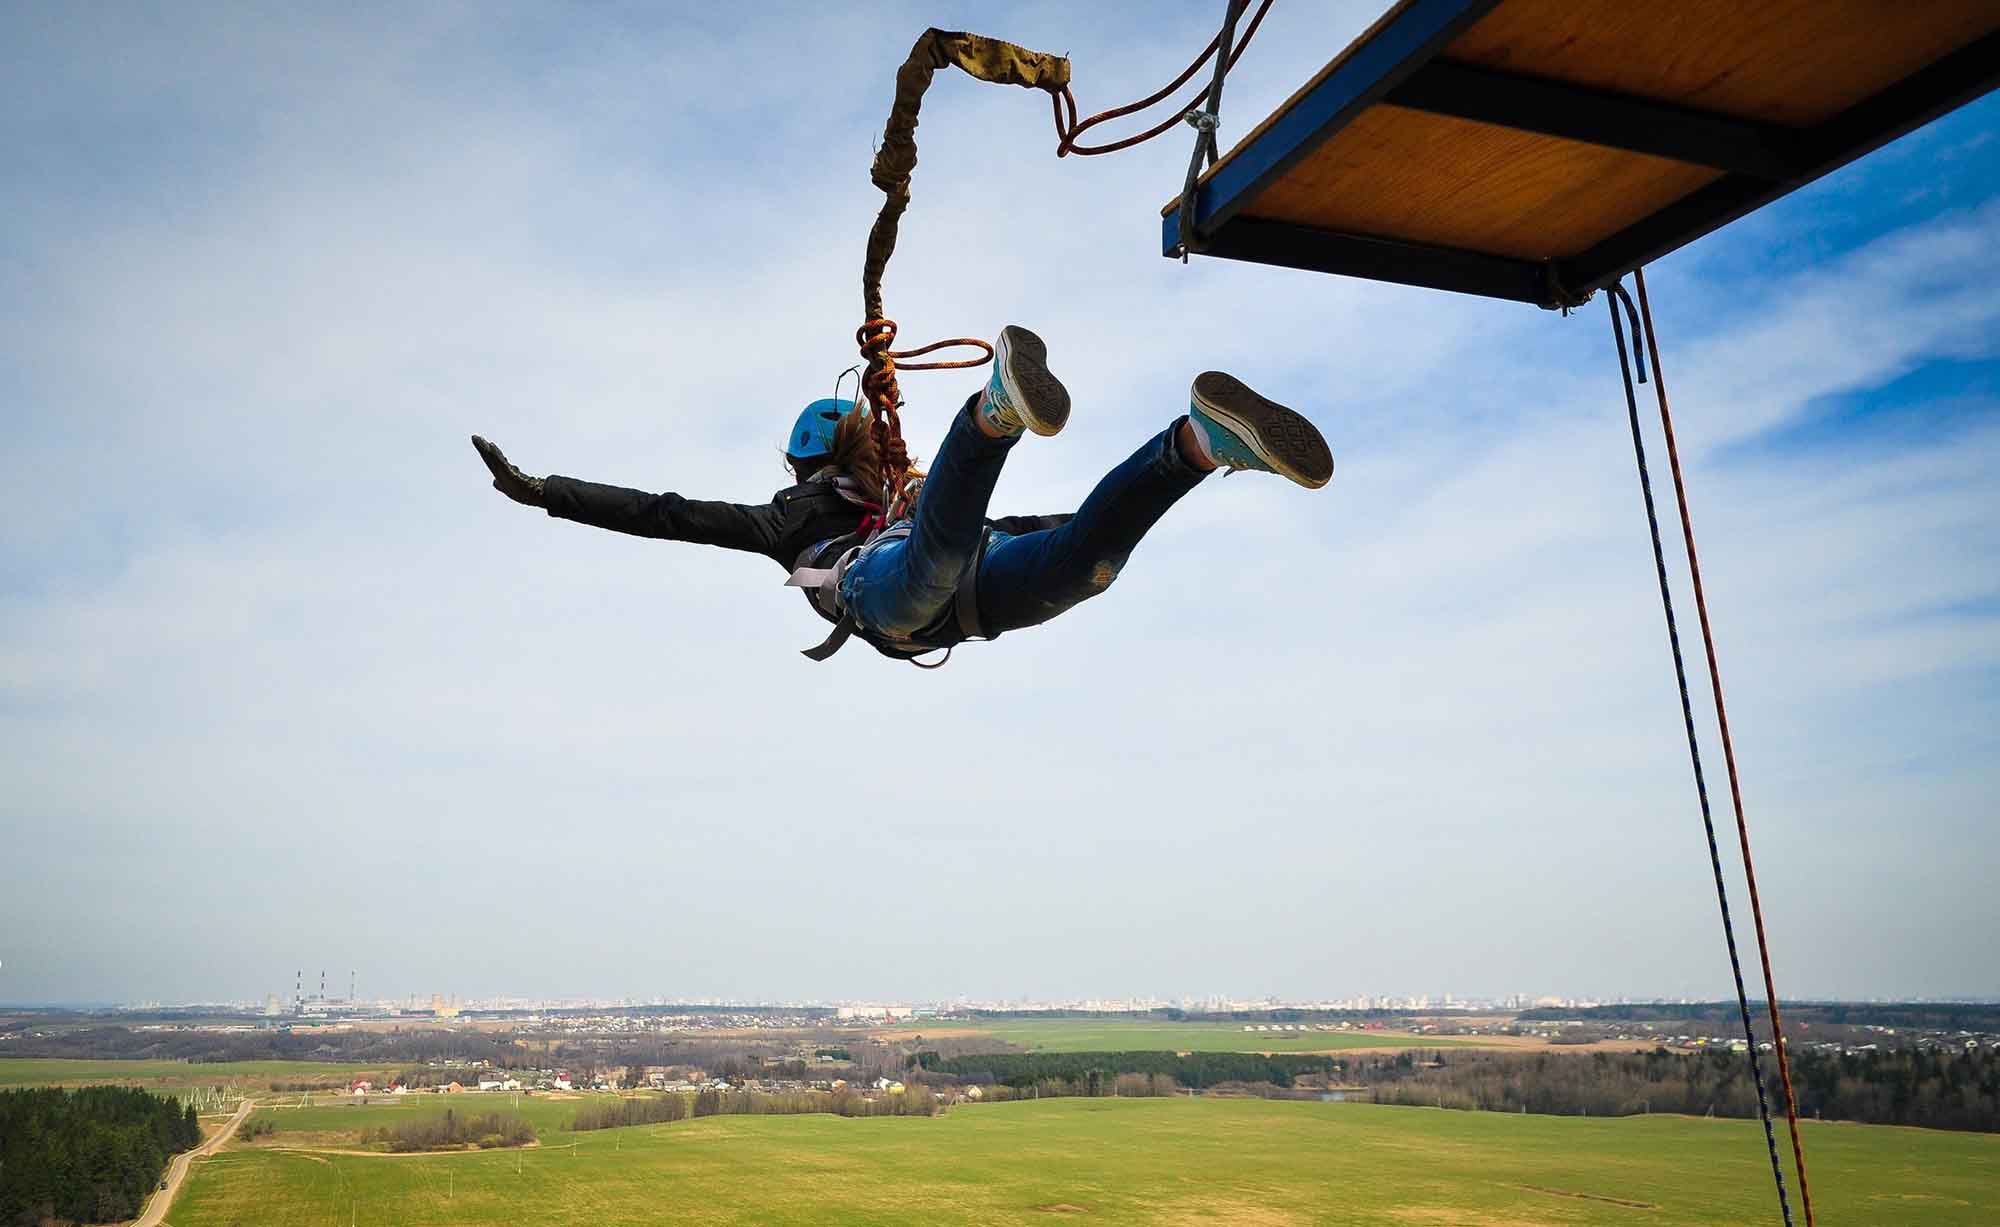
[14,985,2000,1014]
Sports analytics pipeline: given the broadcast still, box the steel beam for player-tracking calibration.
[1559,28,2000,297]
[1177,216,1554,304]
[1385,60,1807,179]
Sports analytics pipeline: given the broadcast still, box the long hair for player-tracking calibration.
[824,405,883,494]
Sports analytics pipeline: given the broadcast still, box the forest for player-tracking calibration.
[1351,1045,2000,1132]
[929,1050,1336,1089]
[570,1086,944,1130]
[0,1086,201,1225]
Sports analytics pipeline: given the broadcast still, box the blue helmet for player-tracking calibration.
[787,398,852,460]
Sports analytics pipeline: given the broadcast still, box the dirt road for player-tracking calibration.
[133,1098,253,1227]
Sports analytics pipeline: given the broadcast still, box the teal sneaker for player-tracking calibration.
[1188,371,1333,489]
[977,325,1071,438]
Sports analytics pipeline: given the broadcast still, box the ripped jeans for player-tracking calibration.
[840,398,1209,647]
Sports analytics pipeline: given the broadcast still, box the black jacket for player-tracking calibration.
[543,475,869,569]
[542,474,1071,630]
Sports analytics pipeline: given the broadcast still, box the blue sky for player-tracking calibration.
[2,1,1996,1006]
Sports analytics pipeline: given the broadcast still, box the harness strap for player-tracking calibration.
[951,526,991,641]
[787,540,866,660]
[787,523,991,665]
[952,580,982,640]
[787,524,915,662]
[786,543,863,617]
[800,607,862,663]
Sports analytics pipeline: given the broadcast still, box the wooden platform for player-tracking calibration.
[1162,0,2000,306]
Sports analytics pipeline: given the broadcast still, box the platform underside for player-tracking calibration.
[1162,0,2000,306]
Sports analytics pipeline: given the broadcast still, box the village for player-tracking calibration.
[333,1061,940,1103]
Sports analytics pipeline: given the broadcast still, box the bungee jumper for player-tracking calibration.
[471,335,1331,665]
[471,20,1330,665]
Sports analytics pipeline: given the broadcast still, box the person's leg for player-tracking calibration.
[975,372,1332,636]
[843,397,1013,638]
[843,327,1069,641]
[974,419,1210,635]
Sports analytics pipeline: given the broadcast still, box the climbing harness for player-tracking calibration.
[788,522,911,663]
[1608,274,1814,1227]
[787,518,982,668]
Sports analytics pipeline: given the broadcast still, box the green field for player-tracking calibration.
[0,1058,393,1092]
[250,1092,593,1138]
[175,1097,1997,1225]
[910,1020,1473,1053]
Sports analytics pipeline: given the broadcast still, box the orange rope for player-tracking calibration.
[1053,0,1275,157]
[856,321,993,519]
[886,335,993,370]
[1635,267,1815,1226]
[1608,284,1795,1227]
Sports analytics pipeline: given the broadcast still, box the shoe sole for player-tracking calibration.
[996,325,1070,437]
[1191,371,1333,489]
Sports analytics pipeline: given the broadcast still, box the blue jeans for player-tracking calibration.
[841,398,1208,646]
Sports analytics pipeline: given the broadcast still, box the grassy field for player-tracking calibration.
[906,1020,1474,1053]
[175,1096,1997,1225]
[249,1092,594,1138]
[0,1058,394,1092]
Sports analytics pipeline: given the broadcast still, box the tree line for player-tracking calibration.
[360,1109,536,1152]
[929,1050,1335,1089]
[0,1086,202,1225]
[971,1073,1183,1101]
[1349,1045,2000,1132]
[570,1086,944,1132]
[236,1117,276,1141]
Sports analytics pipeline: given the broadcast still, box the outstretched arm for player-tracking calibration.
[541,477,786,556]
[470,435,784,558]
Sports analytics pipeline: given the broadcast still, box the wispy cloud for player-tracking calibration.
[2,2,1995,1005]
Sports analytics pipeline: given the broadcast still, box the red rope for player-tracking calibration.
[856,321,993,520]
[1634,267,1815,1227]
[1052,0,1276,157]
[1607,285,1794,1226]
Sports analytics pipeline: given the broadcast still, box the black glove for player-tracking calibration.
[471,435,545,508]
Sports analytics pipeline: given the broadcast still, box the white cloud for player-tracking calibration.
[1,1,1995,1005]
